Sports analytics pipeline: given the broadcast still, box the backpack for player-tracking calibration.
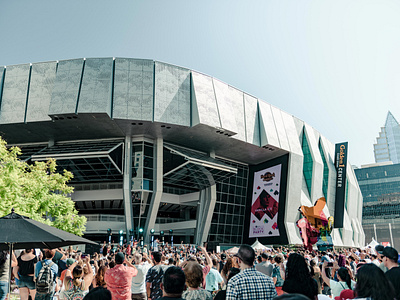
[36,261,55,294]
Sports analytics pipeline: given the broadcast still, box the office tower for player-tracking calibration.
[374,111,400,164]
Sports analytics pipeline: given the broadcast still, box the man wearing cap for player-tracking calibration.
[255,253,273,277]
[375,245,388,273]
[226,245,277,300]
[383,246,400,300]
[59,258,76,283]
[105,252,138,300]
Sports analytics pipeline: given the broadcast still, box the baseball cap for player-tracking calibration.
[334,289,354,300]
[382,247,398,262]
[375,244,384,255]
[115,252,125,264]
[66,258,75,266]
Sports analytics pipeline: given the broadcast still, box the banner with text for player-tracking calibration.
[334,142,348,228]
[249,164,282,238]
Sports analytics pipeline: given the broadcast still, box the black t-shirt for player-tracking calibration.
[385,266,400,300]
[214,290,226,300]
[282,277,318,300]
[17,256,38,276]
[52,250,63,264]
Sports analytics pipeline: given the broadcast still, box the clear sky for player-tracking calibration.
[1,0,399,167]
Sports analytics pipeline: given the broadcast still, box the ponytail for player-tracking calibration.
[338,267,351,289]
[72,265,83,291]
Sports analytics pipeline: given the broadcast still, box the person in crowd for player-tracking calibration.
[132,252,151,300]
[92,264,108,288]
[159,266,186,300]
[146,252,168,300]
[60,258,76,284]
[226,245,277,300]
[83,287,112,300]
[255,253,273,277]
[282,253,318,300]
[382,246,400,299]
[0,250,17,300]
[374,245,388,273]
[104,252,138,300]
[14,249,37,300]
[221,257,238,284]
[274,294,311,300]
[309,259,321,294]
[354,264,395,300]
[182,261,212,300]
[272,254,285,295]
[63,264,93,300]
[218,253,227,273]
[205,258,223,293]
[214,268,240,300]
[321,262,355,298]
[35,249,59,300]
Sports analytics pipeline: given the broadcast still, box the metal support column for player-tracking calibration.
[123,136,133,241]
[144,138,163,244]
[194,184,217,245]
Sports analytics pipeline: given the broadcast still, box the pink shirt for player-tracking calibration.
[105,264,138,300]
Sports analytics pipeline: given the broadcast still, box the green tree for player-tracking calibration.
[0,137,86,236]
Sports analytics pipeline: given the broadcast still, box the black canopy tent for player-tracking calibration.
[0,209,98,298]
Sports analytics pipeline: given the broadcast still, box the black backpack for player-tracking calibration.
[36,261,55,294]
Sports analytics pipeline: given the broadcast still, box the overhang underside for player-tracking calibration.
[17,139,124,182]
[163,143,237,191]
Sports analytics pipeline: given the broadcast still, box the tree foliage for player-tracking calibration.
[0,137,86,236]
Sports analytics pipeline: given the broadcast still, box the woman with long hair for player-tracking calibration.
[321,261,355,298]
[282,253,318,300]
[13,249,37,300]
[354,264,395,300]
[93,266,107,288]
[63,265,93,300]
[221,257,238,285]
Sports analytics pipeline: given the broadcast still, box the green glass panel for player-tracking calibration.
[302,131,313,196]
[318,142,330,199]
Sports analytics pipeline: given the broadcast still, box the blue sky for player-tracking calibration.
[1,0,400,167]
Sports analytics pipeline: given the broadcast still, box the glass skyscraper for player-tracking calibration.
[374,111,400,164]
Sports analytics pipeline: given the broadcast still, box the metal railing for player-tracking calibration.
[83,214,125,222]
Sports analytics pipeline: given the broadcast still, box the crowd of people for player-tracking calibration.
[0,241,399,300]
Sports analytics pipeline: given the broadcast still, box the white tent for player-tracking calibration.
[226,246,240,255]
[361,238,379,252]
[251,239,272,251]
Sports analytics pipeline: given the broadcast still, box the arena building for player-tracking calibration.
[0,58,365,248]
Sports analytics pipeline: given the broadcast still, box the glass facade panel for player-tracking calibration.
[208,159,248,246]
[132,141,154,191]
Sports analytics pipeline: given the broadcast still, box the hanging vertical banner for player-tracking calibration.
[334,142,348,228]
[249,164,282,238]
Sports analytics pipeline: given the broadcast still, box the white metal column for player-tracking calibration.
[144,138,163,244]
[123,136,133,239]
[194,184,217,245]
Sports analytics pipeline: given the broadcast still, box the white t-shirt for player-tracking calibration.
[131,263,151,294]
[330,279,356,298]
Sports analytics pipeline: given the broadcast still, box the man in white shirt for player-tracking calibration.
[132,252,151,300]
